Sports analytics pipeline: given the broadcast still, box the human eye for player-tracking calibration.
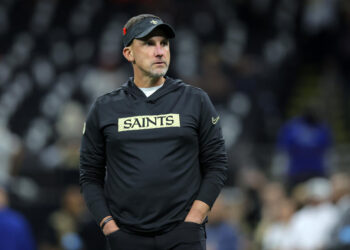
[161,40,169,46]
[144,40,154,46]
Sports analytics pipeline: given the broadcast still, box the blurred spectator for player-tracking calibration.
[300,0,338,64]
[0,123,21,184]
[287,177,339,250]
[325,172,350,249]
[331,172,350,212]
[81,54,128,104]
[276,106,333,191]
[207,190,241,250]
[260,198,296,250]
[239,167,267,237]
[194,44,232,104]
[39,101,85,170]
[254,182,287,249]
[0,185,36,250]
[39,185,106,250]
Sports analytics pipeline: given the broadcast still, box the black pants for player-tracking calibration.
[106,222,206,250]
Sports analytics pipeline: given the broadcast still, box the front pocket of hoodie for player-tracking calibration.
[106,230,123,249]
[174,222,205,243]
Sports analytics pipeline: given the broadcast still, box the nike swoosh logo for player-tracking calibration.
[212,116,220,125]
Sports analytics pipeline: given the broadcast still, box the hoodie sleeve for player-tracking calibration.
[196,91,228,208]
[79,101,111,224]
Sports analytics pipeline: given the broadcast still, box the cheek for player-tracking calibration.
[133,53,145,64]
[165,50,171,61]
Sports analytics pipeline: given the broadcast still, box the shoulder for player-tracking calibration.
[85,87,126,119]
[95,87,126,106]
[185,85,212,105]
[173,78,208,98]
[173,80,215,110]
[0,209,29,231]
[181,81,206,94]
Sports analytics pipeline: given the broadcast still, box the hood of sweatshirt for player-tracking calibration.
[120,76,184,103]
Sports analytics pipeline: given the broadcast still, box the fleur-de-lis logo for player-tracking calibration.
[212,116,220,125]
[150,20,158,25]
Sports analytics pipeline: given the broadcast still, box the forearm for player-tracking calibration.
[79,160,110,223]
[198,133,228,207]
[80,182,111,224]
[196,166,227,208]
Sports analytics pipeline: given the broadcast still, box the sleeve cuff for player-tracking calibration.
[196,181,222,209]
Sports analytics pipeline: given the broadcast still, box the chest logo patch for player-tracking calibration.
[118,114,180,132]
[212,116,220,125]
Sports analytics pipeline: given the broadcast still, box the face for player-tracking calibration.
[124,29,170,79]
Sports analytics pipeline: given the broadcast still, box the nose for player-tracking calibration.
[154,43,164,57]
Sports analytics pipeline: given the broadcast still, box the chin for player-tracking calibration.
[151,70,168,78]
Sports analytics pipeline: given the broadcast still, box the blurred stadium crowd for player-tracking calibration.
[0,0,350,249]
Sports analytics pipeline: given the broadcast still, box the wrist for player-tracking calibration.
[100,217,114,230]
[100,216,119,235]
[185,200,210,224]
[185,212,206,224]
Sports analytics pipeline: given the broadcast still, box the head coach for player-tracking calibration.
[79,13,228,250]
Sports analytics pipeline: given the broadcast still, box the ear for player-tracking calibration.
[123,47,134,62]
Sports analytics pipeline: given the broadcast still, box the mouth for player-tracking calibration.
[153,61,167,66]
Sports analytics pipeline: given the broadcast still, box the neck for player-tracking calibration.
[133,74,165,88]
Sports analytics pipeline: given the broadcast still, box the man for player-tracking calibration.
[276,106,332,191]
[0,186,36,250]
[79,14,228,250]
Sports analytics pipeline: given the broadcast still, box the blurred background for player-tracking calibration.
[0,0,350,249]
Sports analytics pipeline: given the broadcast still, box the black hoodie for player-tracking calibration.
[79,76,227,234]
